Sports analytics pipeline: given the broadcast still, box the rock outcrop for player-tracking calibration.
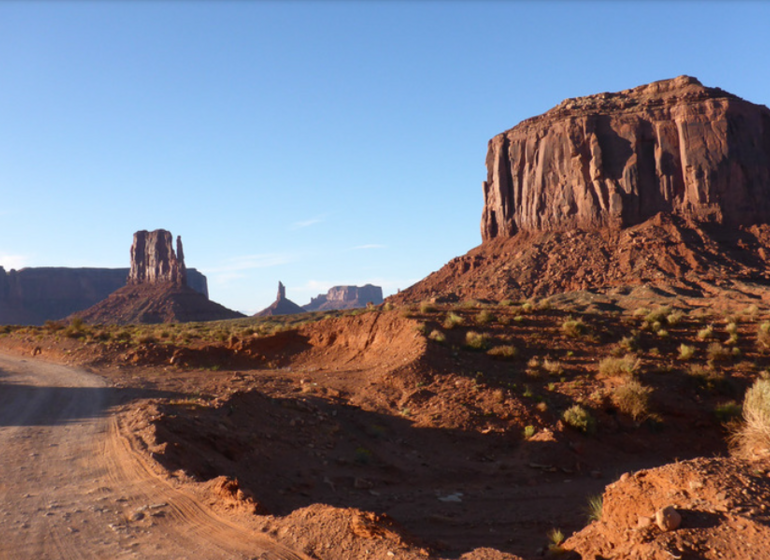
[0,266,208,325]
[303,284,384,312]
[481,76,770,240]
[74,230,243,325]
[389,77,770,305]
[128,230,187,286]
[254,282,305,317]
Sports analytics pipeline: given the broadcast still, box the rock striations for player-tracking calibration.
[481,76,770,239]
[75,229,244,325]
[129,230,187,286]
[393,77,770,304]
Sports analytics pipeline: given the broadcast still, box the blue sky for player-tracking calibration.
[1,1,769,314]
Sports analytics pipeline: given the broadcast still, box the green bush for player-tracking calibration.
[562,404,596,433]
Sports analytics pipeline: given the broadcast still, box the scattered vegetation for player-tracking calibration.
[586,494,603,523]
[561,316,588,338]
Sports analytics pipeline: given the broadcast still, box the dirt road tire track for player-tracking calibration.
[0,353,310,560]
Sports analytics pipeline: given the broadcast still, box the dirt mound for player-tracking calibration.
[565,456,770,559]
[74,282,244,325]
[391,213,770,305]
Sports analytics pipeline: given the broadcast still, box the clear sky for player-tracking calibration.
[1,1,769,314]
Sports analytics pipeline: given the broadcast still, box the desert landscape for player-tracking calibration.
[2,75,770,559]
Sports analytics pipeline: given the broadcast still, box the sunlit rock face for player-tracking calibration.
[481,76,770,240]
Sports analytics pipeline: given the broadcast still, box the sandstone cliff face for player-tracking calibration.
[481,76,770,240]
[128,230,187,286]
[302,284,384,312]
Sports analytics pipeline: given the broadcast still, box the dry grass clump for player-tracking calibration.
[612,380,652,422]
[697,325,715,341]
[757,322,770,350]
[428,330,446,343]
[706,342,731,362]
[475,309,496,325]
[730,379,770,459]
[542,358,564,376]
[443,312,464,329]
[598,354,639,377]
[464,331,490,351]
[678,343,696,361]
[561,316,588,338]
[487,345,517,360]
[562,404,596,433]
[419,301,438,314]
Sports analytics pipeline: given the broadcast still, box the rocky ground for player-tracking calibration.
[2,294,770,559]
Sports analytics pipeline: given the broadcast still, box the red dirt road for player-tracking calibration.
[0,353,309,560]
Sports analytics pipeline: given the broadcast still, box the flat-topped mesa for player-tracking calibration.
[128,229,187,286]
[481,76,770,240]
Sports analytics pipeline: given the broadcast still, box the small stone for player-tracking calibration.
[637,515,653,529]
[655,505,681,532]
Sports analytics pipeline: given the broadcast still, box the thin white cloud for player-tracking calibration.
[0,254,31,271]
[290,215,325,230]
[351,244,386,250]
[202,253,294,275]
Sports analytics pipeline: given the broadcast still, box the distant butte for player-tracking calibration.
[392,77,770,304]
[75,229,244,325]
[254,281,305,317]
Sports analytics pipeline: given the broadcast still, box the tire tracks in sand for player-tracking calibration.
[0,353,310,560]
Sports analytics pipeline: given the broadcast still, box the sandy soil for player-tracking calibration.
[0,353,310,560]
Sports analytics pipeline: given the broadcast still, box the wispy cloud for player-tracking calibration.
[290,215,326,230]
[351,244,386,250]
[202,253,294,285]
[0,254,31,270]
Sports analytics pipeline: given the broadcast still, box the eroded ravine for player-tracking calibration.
[0,353,309,560]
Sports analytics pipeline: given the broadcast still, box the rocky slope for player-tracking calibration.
[394,77,770,304]
[303,284,384,311]
[0,266,208,325]
[75,229,243,325]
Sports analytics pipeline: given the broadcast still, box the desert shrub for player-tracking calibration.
[520,301,534,313]
[697,325,715,341]
[725,322,738,336]
[706,342,731,362]
[543,358,564,376]
[561,316,588,338]
[714,401,742,424]
[586,494,603,522]
[420,301,437,314]
[487,345,517,360]
[522,425,536,439]
[618,332,641,353]
[598,354,639,377]
[666,310,685,325]
[460,299,481,309]
[537,298,552,310]
[757,322,770,350]
[91,329,111,342]
[475,309,496,325]
[43,320,64,332]
[645,306,672,327]
[443,312,464,329]
[428,329,445,343]
[464,331,490,351]
[413,322,428,336]
[730,379,770,458]
[547,528,565,552]
[136,334,157,345]
[526,356,542,377]
[612,380,652,422]
[382,302,395,312]
[678,343,696,361]
[562,405,596,433]
[687,364,728,393]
